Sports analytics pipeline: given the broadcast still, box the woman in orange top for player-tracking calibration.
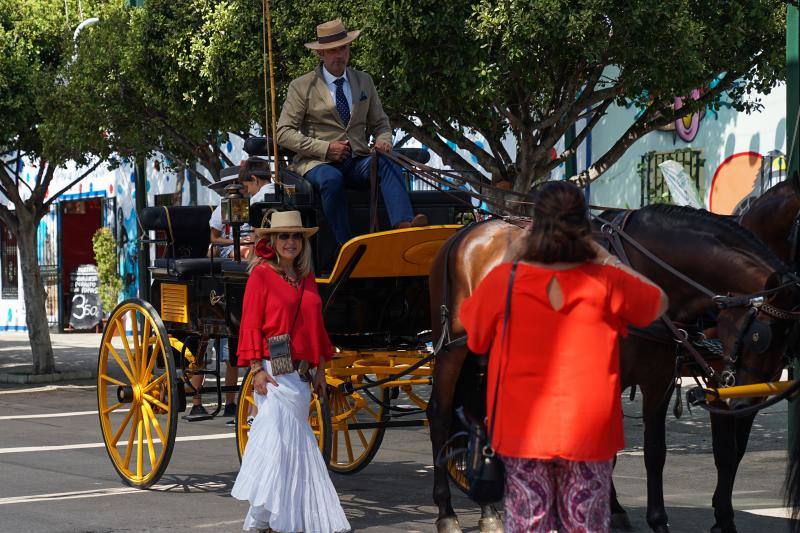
[460,182,667,532]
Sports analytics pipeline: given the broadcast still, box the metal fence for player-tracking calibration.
[638,148,705,206]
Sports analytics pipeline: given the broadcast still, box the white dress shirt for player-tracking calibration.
[322,66,352,113]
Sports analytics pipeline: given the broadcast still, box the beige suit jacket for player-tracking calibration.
[276,65,393,177]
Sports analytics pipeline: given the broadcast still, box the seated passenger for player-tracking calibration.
[276,18,428,245]
[209,158,275,259]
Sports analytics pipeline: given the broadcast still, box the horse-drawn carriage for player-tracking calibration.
[95,139,475,488]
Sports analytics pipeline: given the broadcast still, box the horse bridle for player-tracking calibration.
[595,211,800,390]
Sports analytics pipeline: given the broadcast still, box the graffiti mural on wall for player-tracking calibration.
[709,150,787,215]
[627,74,736,144]
[658,88,706,142]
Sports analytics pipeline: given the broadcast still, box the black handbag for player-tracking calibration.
[440,261,517,505]
[267,279,304,376]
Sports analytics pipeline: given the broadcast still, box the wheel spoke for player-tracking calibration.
[332,425,339,463]
[356,427,368,449]
[139,319,152,382]
[106,342,136,385]
[115,318,138,381]
[364,404,379,420]
[123,410,140,469]
[111,407,135,446]
[142,393,168,412]
[141,400,166,444]
[136,415,144,479]
[142,373,167,394]
[141,405,156,470]
[100,374,126,387]
[343,424,355,463]
[129,310,140,377]
[102,402,124,415]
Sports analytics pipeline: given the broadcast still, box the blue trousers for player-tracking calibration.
[304,154,414,244]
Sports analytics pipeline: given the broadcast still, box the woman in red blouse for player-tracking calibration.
[460,182,668,533]
[231,210,350,533]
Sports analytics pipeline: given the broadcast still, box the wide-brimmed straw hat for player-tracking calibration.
[304,19,360,50]
[254,210,318,239]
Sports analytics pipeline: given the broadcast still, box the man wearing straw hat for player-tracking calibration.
[276,19,428,246]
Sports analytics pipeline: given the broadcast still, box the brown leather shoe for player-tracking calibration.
[410,213,428,227]
[395,221,411,229]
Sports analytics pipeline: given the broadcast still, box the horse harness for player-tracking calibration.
[597,211,800,393]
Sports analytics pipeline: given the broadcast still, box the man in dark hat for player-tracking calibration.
[276,19,427,245]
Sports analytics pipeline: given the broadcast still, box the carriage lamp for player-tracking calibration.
[221,183,250,225]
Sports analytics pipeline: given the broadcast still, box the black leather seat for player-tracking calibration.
[140,206,213,260]
[153,258,224,275]
[221,260,250,274]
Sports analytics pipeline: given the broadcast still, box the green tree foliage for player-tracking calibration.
[59,0,262,182]
[1,0,113,373]
[92,227,123,313]
[65,0,786,194]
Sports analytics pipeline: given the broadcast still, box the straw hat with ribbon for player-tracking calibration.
[304,19,360,50]
[254,210,318,240]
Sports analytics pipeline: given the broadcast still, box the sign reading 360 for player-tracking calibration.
[69,264,102,330]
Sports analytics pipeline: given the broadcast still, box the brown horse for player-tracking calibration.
[738,171,800,269]
[427,205,800,533]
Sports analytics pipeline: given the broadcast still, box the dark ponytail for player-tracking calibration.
[520,181,596,264]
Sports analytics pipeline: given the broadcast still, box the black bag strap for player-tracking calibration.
[486,260,517,451]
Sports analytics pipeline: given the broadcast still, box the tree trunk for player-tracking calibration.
[17,213,55,374]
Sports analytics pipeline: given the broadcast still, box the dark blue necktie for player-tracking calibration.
[334,78,350,126]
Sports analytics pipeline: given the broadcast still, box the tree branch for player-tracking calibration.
[432,119,501,178]
[571,70,740,189]
[547,97,615,172]
[161,150,214,187]
[40,160,103,217]
[395,116,482,177]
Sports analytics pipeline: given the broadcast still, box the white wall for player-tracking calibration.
[589,83,787,208]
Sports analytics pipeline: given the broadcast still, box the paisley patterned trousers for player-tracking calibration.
[502,456,613,532]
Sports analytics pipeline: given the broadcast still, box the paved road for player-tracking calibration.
[0,333,797,532]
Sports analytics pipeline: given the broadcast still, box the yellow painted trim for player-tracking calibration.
[315,225,462,284]
[706,380,796,401]
[160,283,188,323]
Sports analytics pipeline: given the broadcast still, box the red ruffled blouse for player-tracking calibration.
[237,264,334,366]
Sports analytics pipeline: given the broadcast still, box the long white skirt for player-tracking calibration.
[232,361,351,532]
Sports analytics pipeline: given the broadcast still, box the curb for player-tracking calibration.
[0,370,96,384]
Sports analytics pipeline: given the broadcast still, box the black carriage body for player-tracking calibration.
[139,172,472,361]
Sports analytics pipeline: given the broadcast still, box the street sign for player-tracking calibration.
[68,264,102,331]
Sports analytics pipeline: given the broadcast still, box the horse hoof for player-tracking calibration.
[610,512,633,531]
[478,516,504,533]
[651,525,670,533]
[436,517,463,533]
[710,524,737,533]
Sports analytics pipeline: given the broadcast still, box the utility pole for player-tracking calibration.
[135,157,149,301]
[787,1,799,453]
[125,0,148,300]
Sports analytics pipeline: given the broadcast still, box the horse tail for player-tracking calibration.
[787,400,800,529]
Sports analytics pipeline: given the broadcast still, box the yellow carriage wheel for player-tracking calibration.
[445,437,470,493]
[97,299,178,489]
[236,369,332,462]
[326,382,389,474]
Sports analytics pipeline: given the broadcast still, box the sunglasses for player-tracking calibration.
[277,232,303,241]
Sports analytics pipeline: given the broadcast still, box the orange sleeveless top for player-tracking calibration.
[459,262,661,460]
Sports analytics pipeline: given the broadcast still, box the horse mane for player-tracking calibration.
[639,204,788,273]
